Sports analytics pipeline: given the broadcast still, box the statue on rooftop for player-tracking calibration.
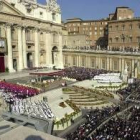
[46,0,61,13]
[122,62,128,83]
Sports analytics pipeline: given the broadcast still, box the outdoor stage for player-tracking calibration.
[30,88,74,120]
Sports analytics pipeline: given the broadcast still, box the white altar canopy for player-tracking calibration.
[94,73,122,83]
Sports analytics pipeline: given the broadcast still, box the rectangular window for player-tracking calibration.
[100,27,103,30]
[89,32,92,35]
[73,56,76,66]
[64,56,68,65]
[122,25,125,30]
[129,37,132,42]
[102,60,106,69]
[122,38,125,43]
[82,57,85,67]
[115,37,119,42]
[137,37,140,42]
[52,13,56,21]
[91,59,95,68]
[138,24,140,29]
[114,60,118,70]
[109,26,112,31]
[116,25,118,30]
[109,38,112,43]
[129,24,132,30]
[40,12,43,18]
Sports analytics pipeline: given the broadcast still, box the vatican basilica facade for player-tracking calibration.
[0,0,63,73]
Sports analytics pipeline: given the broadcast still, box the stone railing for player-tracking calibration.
[63,48,140,55]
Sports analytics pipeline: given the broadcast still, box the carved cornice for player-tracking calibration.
[45,29,52,34]
[5,23,13,28]
[51,30,58,34]
[58,31,62,35]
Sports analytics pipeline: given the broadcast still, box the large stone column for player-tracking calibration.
[79,55,81,67]
[122,58,125,73]
[6,24,15,73]
[96,57,99,69]
[22,27,27,68]
[45,31,52,66]
[17,26,23,71]
[98,57,101,69]
[58,33,63,69]
[134,60,138,78]
[107,57,110,70]
[132,59,135,77]
[110,58,112,70]
[34,28,39,67]
[119,58,122,72]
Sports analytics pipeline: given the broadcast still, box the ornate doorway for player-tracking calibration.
[13,59,17,71]
[27,53,33,68]
[52,46,58,65]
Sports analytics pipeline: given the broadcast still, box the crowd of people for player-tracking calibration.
[125,80,140,103]
[0,81,40,103]
[62,67,108,81]
[66,106,120,140]
[65,78,140,140]
[11,99,54,119]
[117,79,139,99]
[89,105,140,140]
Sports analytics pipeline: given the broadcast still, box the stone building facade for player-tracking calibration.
[64,18,108,47]
[0,0,63,73]
[108,7,140,51]
[63,7,140,78]
[63,34,87,48]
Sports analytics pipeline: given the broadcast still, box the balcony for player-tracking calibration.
[12,39,18,44]
[63,46,140,56]
[26,40,34,45]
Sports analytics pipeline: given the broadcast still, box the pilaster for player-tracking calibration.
[6,24,15,73]
[34,28,39,67]
[17,26,23,71]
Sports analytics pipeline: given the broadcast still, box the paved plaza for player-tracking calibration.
[0,69,133,140]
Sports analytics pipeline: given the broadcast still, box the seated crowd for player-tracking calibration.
[89,105,140,140]
[61,67,108,81]
[116,79,139,99]
[66,106,119,140]
[0,81,40,103]
[126,80,140,103]
[12,99,54,119]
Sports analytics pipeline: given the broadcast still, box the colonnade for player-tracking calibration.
[63,54,139,78]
